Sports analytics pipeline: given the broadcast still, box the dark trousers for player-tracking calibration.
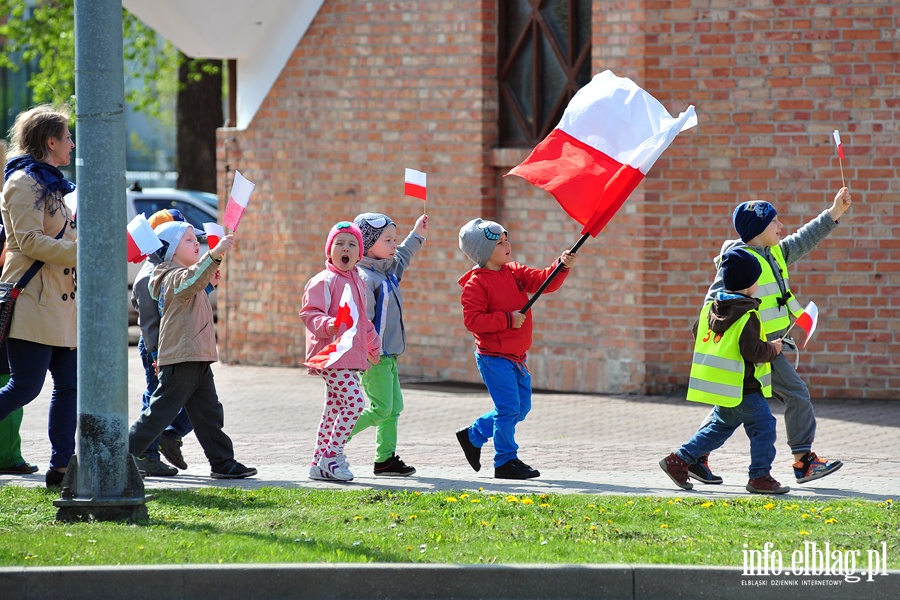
[137,337,193,459]
[128,361,234,470]
[0,338,77,470]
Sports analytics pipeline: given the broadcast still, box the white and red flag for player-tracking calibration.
[203,222,226,250]
[404,168,427,201]
[794,301,819,349]
[126,214,162,263]
[306,283,359,369]
[832,130,845,160]
[508,70,697,237]
[223,170,256,231]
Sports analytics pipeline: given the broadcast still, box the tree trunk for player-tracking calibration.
[175,54,222,192]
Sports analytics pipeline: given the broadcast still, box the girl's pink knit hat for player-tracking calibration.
[325,221,364,259]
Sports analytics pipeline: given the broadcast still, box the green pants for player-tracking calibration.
[0,373,27,468]
[351,356,403,463]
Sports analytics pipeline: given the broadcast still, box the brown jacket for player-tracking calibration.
[150,253,219,366]
[1,171,77,347]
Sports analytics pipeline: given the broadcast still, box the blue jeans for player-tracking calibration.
[678,392,777,479]
[469,354,532,468]
[138,337,193,460]
[0,338,77,470]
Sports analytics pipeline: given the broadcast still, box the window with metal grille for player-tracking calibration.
[498,0,592,148]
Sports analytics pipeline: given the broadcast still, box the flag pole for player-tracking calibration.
[779,319,798,342]
[519,233,590,314]
[838,159,845,188]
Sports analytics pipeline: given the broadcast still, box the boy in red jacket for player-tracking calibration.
[455,218,576,479]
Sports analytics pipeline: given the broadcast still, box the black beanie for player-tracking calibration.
[732,201,777,243]
[720,248,762,292]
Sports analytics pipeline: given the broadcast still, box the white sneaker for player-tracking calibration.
[335,453,355,478]
[308,465,335,481]
[317,454,353,481]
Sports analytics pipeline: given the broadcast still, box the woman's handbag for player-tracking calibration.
[0,281,19,344]
[0,223,68,344]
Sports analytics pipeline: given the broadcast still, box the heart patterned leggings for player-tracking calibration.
[311,368,365,466]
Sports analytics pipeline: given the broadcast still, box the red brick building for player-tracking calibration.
[129,1,899,399]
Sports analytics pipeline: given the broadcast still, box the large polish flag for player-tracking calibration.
[126,214,162,263]
[223,170,256,231]
[508,70,697,237]
[404,168,427,201]
[307,283,359,369]
[794,301,819,349]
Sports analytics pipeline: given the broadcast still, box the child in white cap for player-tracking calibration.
[128,222,257,480]
[347,211,428,476]
[455,218,576,479]
[299,222,381,482]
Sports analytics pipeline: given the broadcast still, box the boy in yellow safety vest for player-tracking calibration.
[690,187,851,486]
[661,248,788,494]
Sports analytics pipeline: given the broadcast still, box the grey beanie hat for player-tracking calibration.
[154,221,192,262]
[354,212,396,254]
[458,218,506,268]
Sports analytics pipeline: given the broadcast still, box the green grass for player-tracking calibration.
[0,486,896,567]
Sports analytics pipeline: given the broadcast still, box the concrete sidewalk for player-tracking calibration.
[6,345,900,499]
[3,346,899,600]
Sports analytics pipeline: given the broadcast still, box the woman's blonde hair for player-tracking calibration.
[7,104,72,163]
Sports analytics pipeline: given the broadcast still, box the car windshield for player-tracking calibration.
[133,198,213,234]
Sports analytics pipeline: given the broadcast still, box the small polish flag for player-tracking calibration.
[126,214,162,263]
[203,222,226,250]
[508,70,697,237]
[794,301,819,349]
[832,130,844,160]
[404,168,427,201]
[224,170,255,231]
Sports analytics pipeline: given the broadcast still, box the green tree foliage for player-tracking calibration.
[0,0,176,116]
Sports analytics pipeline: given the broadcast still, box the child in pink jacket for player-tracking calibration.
[299,222,380,482]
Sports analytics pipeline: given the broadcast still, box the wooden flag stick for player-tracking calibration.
[779,319,798,342]
[838,158,845,188]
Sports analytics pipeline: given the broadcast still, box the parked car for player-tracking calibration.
[126,185,219,323]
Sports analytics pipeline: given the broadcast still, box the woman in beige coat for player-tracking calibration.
[0,105,77,488]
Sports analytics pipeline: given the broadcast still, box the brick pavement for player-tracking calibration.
[5,346,900,500]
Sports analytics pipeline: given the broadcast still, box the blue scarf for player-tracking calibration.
[3,155,76,207]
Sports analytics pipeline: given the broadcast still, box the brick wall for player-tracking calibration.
[217,1,899,400]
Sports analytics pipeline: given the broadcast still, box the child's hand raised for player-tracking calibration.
[560,250,578,268]
[828,187,852,221]
[413,214,429,238]
[211,235,235,261]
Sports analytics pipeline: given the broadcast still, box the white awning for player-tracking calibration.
[122,0,323,129]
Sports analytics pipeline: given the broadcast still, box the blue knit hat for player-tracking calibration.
[732,201,777,243]
[720,248,762,292]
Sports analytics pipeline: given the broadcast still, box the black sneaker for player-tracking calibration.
[45,468,65,489]
[688,454,723,484]
[210,461,258,479]
[159,434,188,470]
[135,455,178,477]
[456,427,481,472]
[494,459,540,480]
[374,454,416,477]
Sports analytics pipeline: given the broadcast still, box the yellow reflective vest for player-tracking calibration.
[687,302,773,407]
[744,246,804,335]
